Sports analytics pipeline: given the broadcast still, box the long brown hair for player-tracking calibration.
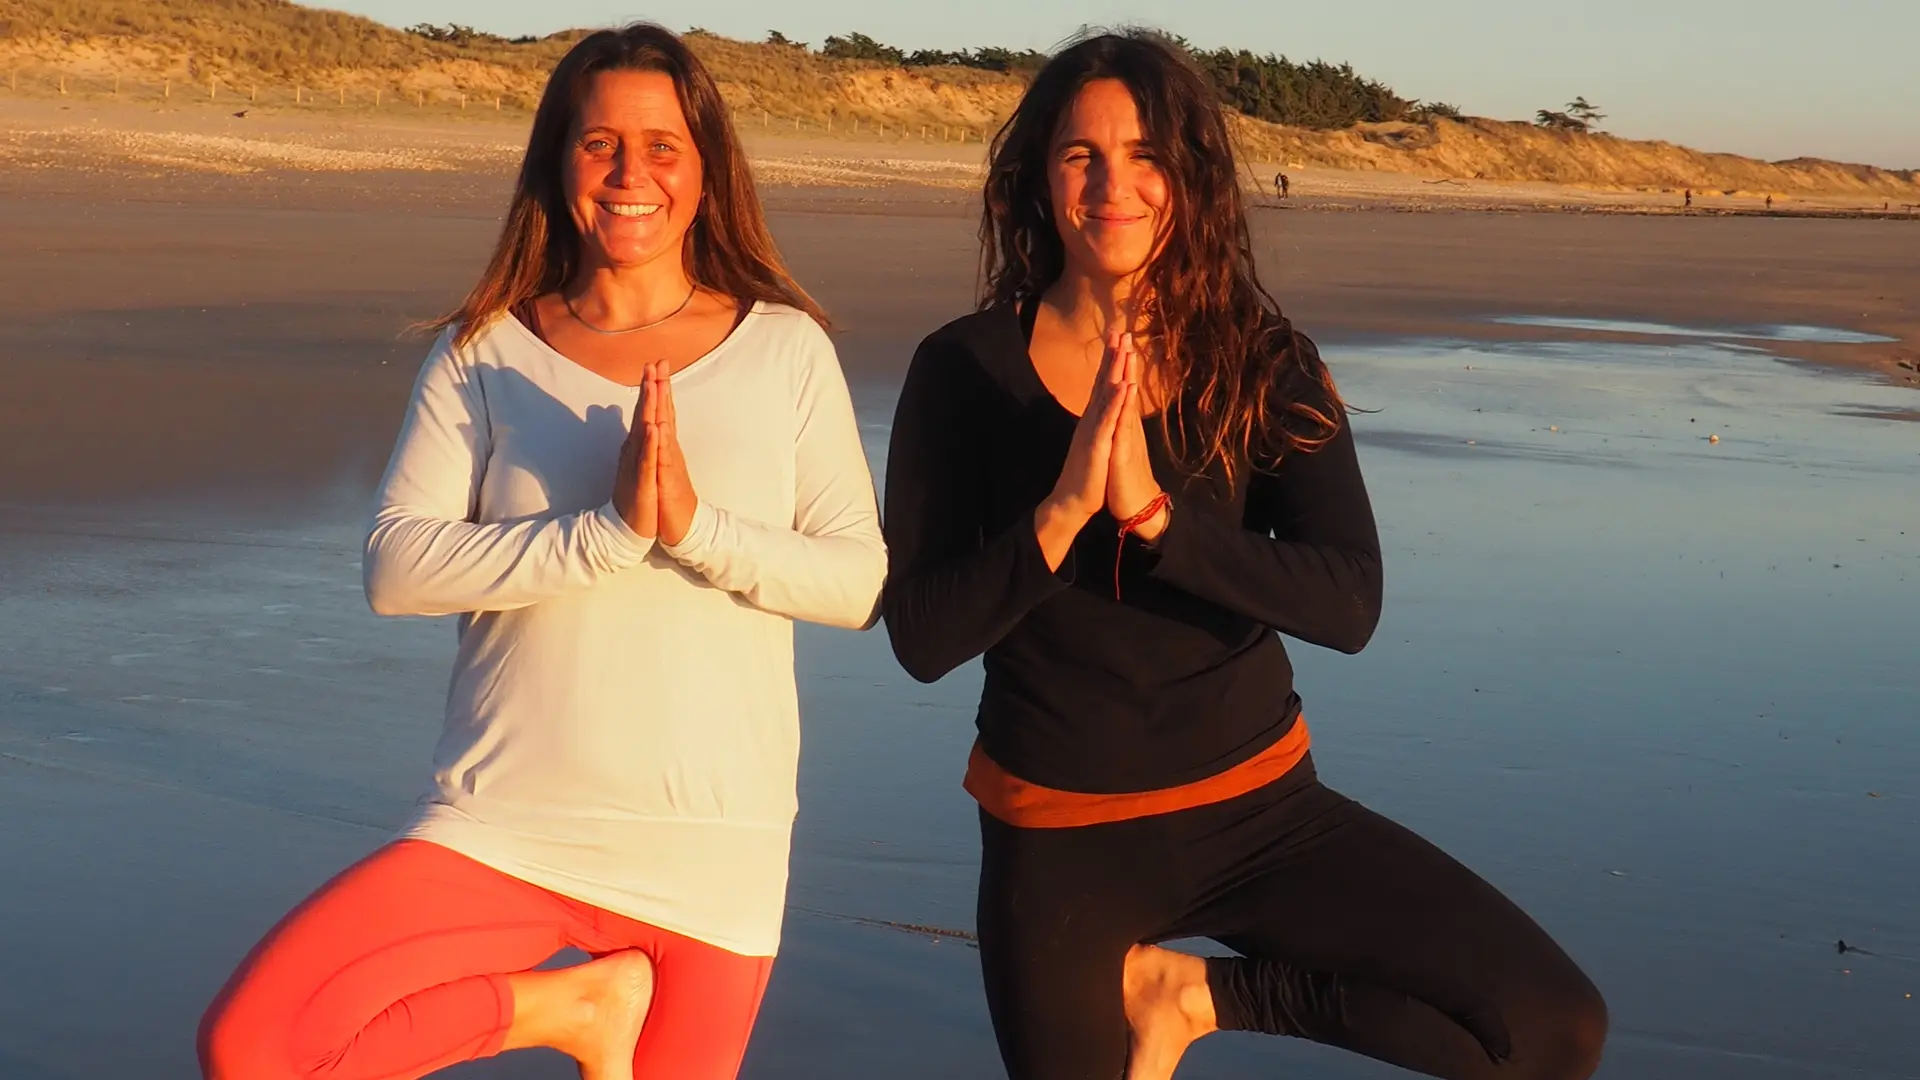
[436,23,825,345]
[980,30,1340,479]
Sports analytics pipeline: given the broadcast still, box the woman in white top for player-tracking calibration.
[197,24,885,1080]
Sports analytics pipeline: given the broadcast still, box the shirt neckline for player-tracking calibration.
[500,299,765,391]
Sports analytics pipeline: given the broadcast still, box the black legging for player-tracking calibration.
[976,755,1607,1080]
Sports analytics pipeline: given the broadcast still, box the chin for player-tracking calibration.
[591,238,674,269]
[1090,252,1152,280]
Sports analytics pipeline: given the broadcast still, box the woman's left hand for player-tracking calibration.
[1104,328,1168,543]
[651,362,701,546]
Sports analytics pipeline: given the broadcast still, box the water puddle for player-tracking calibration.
[1490,315,1897,345]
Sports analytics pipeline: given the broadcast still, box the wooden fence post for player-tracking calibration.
[339,86,345,106]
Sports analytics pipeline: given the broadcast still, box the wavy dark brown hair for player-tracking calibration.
[980,30,1341,479]
[435,23,825,345]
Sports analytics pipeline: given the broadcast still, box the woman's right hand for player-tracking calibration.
[1035,332,1130,569]
[613,362,663,538]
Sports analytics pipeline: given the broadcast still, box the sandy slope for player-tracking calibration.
[5,97,1918,223]
[3,20,1916,200]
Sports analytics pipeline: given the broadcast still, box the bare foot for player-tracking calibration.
[504,949,655,1080]
[571,950,655,1080]
[1122,945,1217,1080]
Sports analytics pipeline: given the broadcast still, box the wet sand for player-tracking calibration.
[1,162,1913,506]
[2,156,1918,1080]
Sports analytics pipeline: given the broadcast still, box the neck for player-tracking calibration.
[1042,266,1146,338]
[566,249,696,328]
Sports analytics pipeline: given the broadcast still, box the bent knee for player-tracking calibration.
[198,1000,251,1080]
[1529,979,1608,1080]
[199,994,301,1080]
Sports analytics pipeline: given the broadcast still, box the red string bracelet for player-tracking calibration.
[1114,492,1171,600]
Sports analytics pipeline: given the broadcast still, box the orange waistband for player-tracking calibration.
[964,717,1311,829]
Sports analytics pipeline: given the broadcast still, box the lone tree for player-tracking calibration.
[1566,96,1606,130]
[1536,96,1612,133]
[1537,97,1605,134]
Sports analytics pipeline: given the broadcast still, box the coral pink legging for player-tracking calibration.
[197,840,773,1080]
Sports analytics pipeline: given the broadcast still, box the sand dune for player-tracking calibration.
[3,0,1916,199]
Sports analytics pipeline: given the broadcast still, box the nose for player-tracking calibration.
[609,146,643,190]
[1084,156,1116,202]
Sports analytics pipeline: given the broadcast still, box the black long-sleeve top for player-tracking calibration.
[881,304,1383,795]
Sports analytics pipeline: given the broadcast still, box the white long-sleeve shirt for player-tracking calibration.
[364,302,886,956]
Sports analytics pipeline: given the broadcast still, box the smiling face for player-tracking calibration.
[564,69,704,271]
[1046,77,1171,288]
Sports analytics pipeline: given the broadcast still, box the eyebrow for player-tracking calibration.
[1055,136,1151,152]
[576,126,686,141]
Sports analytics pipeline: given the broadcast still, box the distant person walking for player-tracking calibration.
[881,30,1606,1080]
[1275,170,1291,199]
[1684,188,1693,209]
[195,23,885,1080]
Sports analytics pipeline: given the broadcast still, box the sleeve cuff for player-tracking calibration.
[1011,513,1077,587]
[661,500,720,565]
[1144,498,1194,581]
[594,501,657,566]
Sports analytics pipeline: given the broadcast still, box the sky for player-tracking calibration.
[324,0,1920,168]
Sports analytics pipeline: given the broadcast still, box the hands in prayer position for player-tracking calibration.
[614,360,700,545]
[1035,328,1168,570]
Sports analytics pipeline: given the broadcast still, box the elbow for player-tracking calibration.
[1333,566,1384,655]
[877,574,967,683]
[880,609,953,684]
[823,593,884,632]
[815,545,888,631]
[894,648,951,685]
[885,625,951,684]
[853,549,890,631]
[362,564,413,617]
[1330,603,1380,655]
[362,536,424,618]
[366,591,410,618]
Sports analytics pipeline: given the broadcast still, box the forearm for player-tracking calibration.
[661,501,885,628]
[364,501,653,616]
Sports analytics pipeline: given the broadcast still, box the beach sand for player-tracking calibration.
[1,97,1917,1080]
[1,96,1913,506]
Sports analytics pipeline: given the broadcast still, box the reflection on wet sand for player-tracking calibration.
[2,322,1914,1078]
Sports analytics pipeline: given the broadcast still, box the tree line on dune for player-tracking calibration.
[782,29,1463,131]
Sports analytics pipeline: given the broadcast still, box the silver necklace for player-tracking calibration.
[565,286,696,335]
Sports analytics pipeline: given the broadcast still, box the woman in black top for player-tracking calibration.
[881,32,1607,1080]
